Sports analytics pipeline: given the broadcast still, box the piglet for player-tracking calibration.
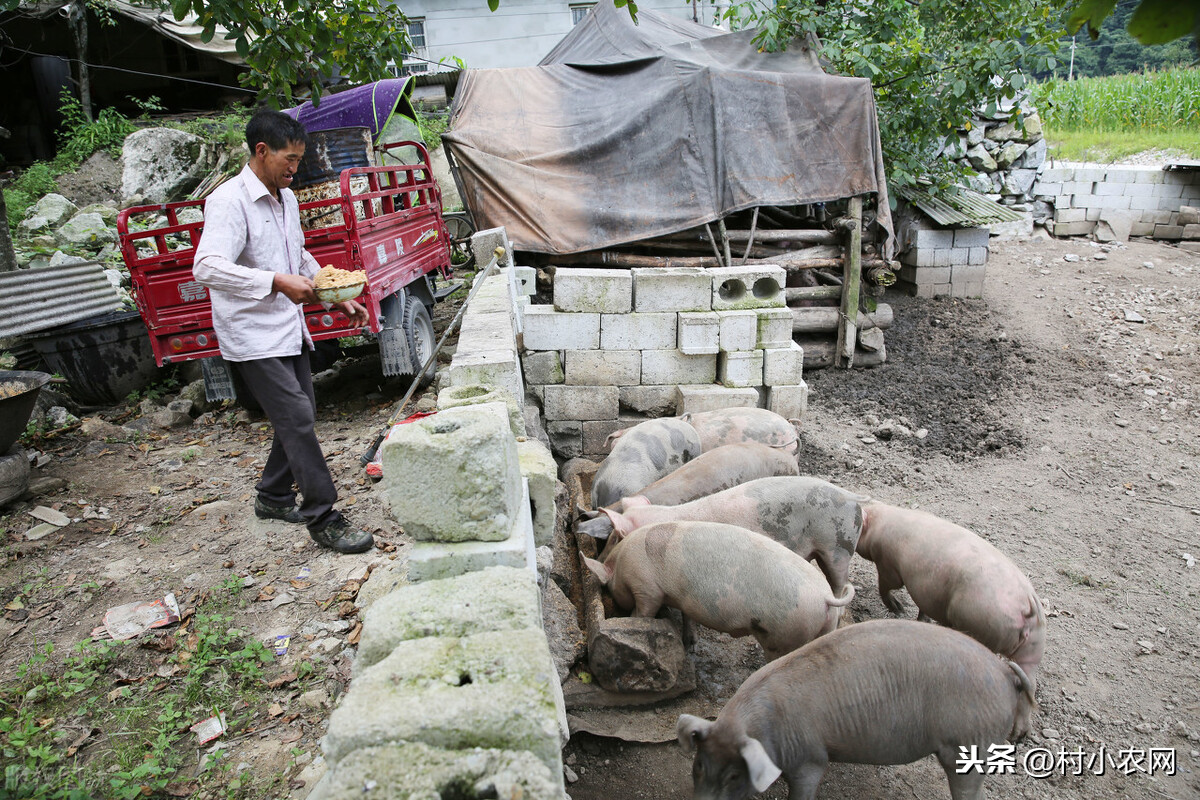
[856,501,1046,685]
[582,521,853,661]
[678,619,1037,800]
[590,418,702,508]
[584,476,866,598]
[680,407,798,454]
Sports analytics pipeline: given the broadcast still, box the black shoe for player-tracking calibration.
[254,497,306,524]
[308,517,375,554]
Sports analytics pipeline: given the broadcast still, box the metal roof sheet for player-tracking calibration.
[898,186,1026,228]
[0,261,125,339]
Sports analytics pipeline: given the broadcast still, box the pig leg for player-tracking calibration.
[937,746,987,800]
[784,762,828,800]
[629,586,666,619]
[875,562,907,614]
[681,614,696,650]
[815,549,852,598]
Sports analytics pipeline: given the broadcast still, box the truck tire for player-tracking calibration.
[403,299,436,391]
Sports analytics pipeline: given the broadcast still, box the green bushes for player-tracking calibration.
[3,163,58,236]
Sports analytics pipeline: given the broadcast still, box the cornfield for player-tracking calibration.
[1033,66,1200,132]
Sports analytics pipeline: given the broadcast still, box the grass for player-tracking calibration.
[1034,66,1200,163]
[0,575,302,799]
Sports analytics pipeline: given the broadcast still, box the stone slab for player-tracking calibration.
[766,381,809,420]
[600,312,677,350]
[553,268,632,313]
[675,385,759,415]
[717,310,757,352]
[521,350,564,386]
[522,306,599,351]
[718,350,764,388]
[678,311,719,355]
[762,342,804,386]
[618,385,678,417]
[641,350,717,385]
[755,308,793,349]
[517,439,557,548]
[437,385,525,437]
[564,349,641,386]
[542,384,619,421]
[631,266,711,312]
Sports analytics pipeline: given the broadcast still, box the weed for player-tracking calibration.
[53,91,135,171]
[181,448,199,463]
[416,109,450,149]
[1057,566,1110,588]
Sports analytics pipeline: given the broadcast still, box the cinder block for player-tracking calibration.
[909,226,954,249]
[1075,194,1102,209]
[471,226,514,272]
[437,385,525,438]
[1129,196,1162,211]
[546,421,581,458]
[464,276,516,317]
[1073,168,1106,182]
[899,264,952,285]
[675,385,759,415]
[968,246,988,266]
[1048,220,1096,237]
[1145,210,1173,224]
[718,350,764,388]
[678,311,720,355]
[1179,206,1200,225]
[1104,169,1137,184]
[521,350,563,385]
[600,312,677,350]
[1053,207,1087,223]
[1157,184,1186,199]
[1153,224,1183,240]
[618,385,677,416]
[903,248,953,268]
[541,384,619,421]
[1180,241,1200,253]
[766,381,809,420]
[513,265,537,296]
[1094,182,1126,196]
[564,349,640,386]
[1130,221,1155,237]
[642,350,717,385]
[324,624,563,780]
[762,342,804,386]
[897,279,951,298]
[1099,195,1132,210]
[357,565,542,671]
[315,742,561,800]
[403,477,536,583]
[380,411,521,543]
[951,263,987,283]
[1063,180,1095,194]
[947,247,971,266]
[952,227,989,248]
[1032,182,1062,199]
[517,439,557,547]
[951,279,985,298]
[1039,167,1074,183]
[756,308,793,349]
[449,350,524,409]
[708,265,786,310]
[1123,183,1157,198]
[631,266,711,312]
[582,416,650,456]
[457,310,516,356]
[1085,207,1103,221]
[717,310,757,352]
[553,268,632,313]
[1184,224,1200,240]
[521,306,599,351]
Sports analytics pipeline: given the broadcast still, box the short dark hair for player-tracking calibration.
[245,109,308,152]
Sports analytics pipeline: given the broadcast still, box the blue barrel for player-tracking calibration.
[292,127,374,189]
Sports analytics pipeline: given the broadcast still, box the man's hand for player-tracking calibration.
[336,299,369,327]
[273,272,317,304]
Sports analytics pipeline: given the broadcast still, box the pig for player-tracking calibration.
[856,501,1046,685]
[680,407,799,454]
[582,521,854,661]
[582,477,867,598]
[677,619,1037,800]
[590,418,701,508]
[577,441,800,526]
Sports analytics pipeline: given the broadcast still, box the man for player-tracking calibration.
[194,109,374,554]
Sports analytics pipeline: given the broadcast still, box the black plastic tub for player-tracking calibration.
[0,370,51,453]
[26,309,161,406]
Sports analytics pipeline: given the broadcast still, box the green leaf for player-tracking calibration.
[170,0,190,21]
[1066,0,1119,39]
[235,35,249,58]
[1128,0,1197,45]
[487,0,499,10]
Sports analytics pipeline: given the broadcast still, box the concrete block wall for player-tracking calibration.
[311,248,569,796]
[894,212,990,299]
[525,265,810,460]
[1033,165,1200,249]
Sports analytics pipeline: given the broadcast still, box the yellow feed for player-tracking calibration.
[314,265,366,289]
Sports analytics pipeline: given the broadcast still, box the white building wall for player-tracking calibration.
[396,0,712,71]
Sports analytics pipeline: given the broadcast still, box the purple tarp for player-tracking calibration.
[285,78,415,140]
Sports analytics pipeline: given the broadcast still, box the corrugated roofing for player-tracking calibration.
[0,261,124,338]
[899,186,1026,227]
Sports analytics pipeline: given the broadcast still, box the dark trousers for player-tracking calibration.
[234,350,339,531]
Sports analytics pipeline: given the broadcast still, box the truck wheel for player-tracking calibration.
[444,214,475,269]
[403,299,436,391]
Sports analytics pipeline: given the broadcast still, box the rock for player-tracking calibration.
[1000,169,1038,198]
[176,380,209,415]
[965,143,997,172]
[28,505,70,526]
[564,764,579,783]
[23,476,67,499]
[48,251,90,268]
[541,579,585,683]
[79,416,132,441]
[18,193,78,234]
[0,448,32,507]
[53,212,117,251]
[1041,728,1061,740]
[183,572,204,589]
[78,203,118,226]
[25,522,59,541]
[166,398,194,417]
[298,688,329,709]
[994,141,1029,169]
[589,616,687,693]
[1063,254,1080,263]
[1013,138,1047,169]
[965,123,986,146]
[120,127,213,205]
[47,406,78,427]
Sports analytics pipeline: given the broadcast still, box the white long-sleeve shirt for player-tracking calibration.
[193,165,320,362]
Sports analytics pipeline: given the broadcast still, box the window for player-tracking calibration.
[390,18,428,77]
[571,4,595,25]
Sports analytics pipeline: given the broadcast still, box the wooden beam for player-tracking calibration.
[835,196,863,368]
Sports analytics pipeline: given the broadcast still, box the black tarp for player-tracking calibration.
[443,3,893,258]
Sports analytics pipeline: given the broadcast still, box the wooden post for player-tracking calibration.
[835,196,863,368]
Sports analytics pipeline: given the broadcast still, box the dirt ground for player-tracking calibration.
[2,232,1199,799]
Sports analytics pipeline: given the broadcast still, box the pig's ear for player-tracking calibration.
[740,737,782,792]
[603,428,628,448]
[581,555,612,586]
[675,714,711,753]
[601,507,635,536]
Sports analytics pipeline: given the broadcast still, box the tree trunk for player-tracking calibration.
[68,0,93,122]
[0,187,16,272]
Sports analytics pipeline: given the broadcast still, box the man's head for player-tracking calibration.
[245,109,308,196]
